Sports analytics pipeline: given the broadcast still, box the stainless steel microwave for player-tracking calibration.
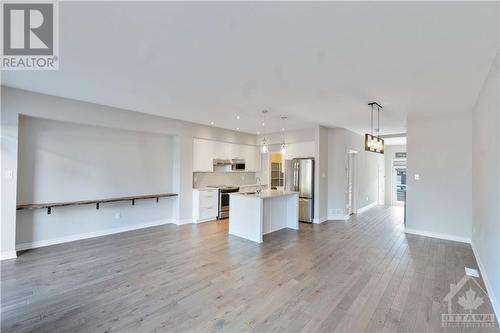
[231,159,245,171]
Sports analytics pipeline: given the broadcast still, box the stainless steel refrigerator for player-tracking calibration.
[285,158,314,223]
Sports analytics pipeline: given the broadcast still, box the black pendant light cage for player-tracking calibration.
[365,102,385,154]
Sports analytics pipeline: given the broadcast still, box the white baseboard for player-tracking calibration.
[0,250,17,261]
[175,218,193,225]
[313,216,328,224]
[404,228,471,244]
[195,217,217,224]
[471,241,500,322]
[357,202,378,214]
[16,219,174,251]
[327,214,350,221]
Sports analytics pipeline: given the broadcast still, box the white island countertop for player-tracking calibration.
[230,190,298,199]
[229,190,299,243]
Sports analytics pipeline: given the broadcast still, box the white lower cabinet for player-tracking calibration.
[192,189,218,223]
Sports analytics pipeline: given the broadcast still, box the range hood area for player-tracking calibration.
[212,159,246,172]
[213,159,232,166]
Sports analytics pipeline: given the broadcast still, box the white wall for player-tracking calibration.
[406,112,472,242]
[258,128,315,146]
[314,126,329,222]
[327,128,384,219]
[15,116,175,248]
[384,145,407,205]
[471,52,499,318]
[1,86,256,258]
[345,130,384,211]
[327,128,347,218]
[404,53,499,317]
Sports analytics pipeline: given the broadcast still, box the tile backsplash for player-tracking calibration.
[193,172,257,188]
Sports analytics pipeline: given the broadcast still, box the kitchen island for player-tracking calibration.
[229,190,299,243]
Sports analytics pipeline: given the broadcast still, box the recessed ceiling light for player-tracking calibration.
[210,121,214,125]
[236,127,240,130]
[236,115,240,120]
[262,122,265,126]
[257,131,260,135]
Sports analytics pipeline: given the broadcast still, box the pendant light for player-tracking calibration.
[261,110,269,154]
[261,138,268,153]
[280,116,287,155]
[365,102,385,154]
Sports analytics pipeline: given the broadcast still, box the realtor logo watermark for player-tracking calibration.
[1,1,59,70]
[442,274,497,328]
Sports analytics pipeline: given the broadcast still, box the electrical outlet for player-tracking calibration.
[465,267,479,278]
[114,212,121,219]
[366,196,369,201]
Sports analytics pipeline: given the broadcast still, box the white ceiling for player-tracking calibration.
[2,2,498,135]
[384,137,407,146]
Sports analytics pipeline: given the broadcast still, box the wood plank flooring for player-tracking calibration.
[1,206,498,333]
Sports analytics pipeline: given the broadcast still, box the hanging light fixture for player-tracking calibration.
[280,116,287,155]
[365,102,385,154]
[261,110,269,153]
[261,137,268,153]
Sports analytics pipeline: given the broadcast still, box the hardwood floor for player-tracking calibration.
[1,206,498,333]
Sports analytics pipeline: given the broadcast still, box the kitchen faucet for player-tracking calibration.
[256,177,262,194]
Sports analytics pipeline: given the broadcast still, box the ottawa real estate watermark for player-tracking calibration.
[442,274,497,328]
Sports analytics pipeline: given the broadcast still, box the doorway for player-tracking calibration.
[391,160,407,206]
[347,151,357,215]
[270,153,284,189]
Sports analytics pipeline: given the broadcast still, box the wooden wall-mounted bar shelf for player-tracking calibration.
[16,193,178,215]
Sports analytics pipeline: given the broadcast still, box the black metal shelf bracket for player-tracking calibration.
[17,193,178,215]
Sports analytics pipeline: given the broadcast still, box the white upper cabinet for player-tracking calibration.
[242,144,260,172]
[193,138,260,172]
[193,138,215,172]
